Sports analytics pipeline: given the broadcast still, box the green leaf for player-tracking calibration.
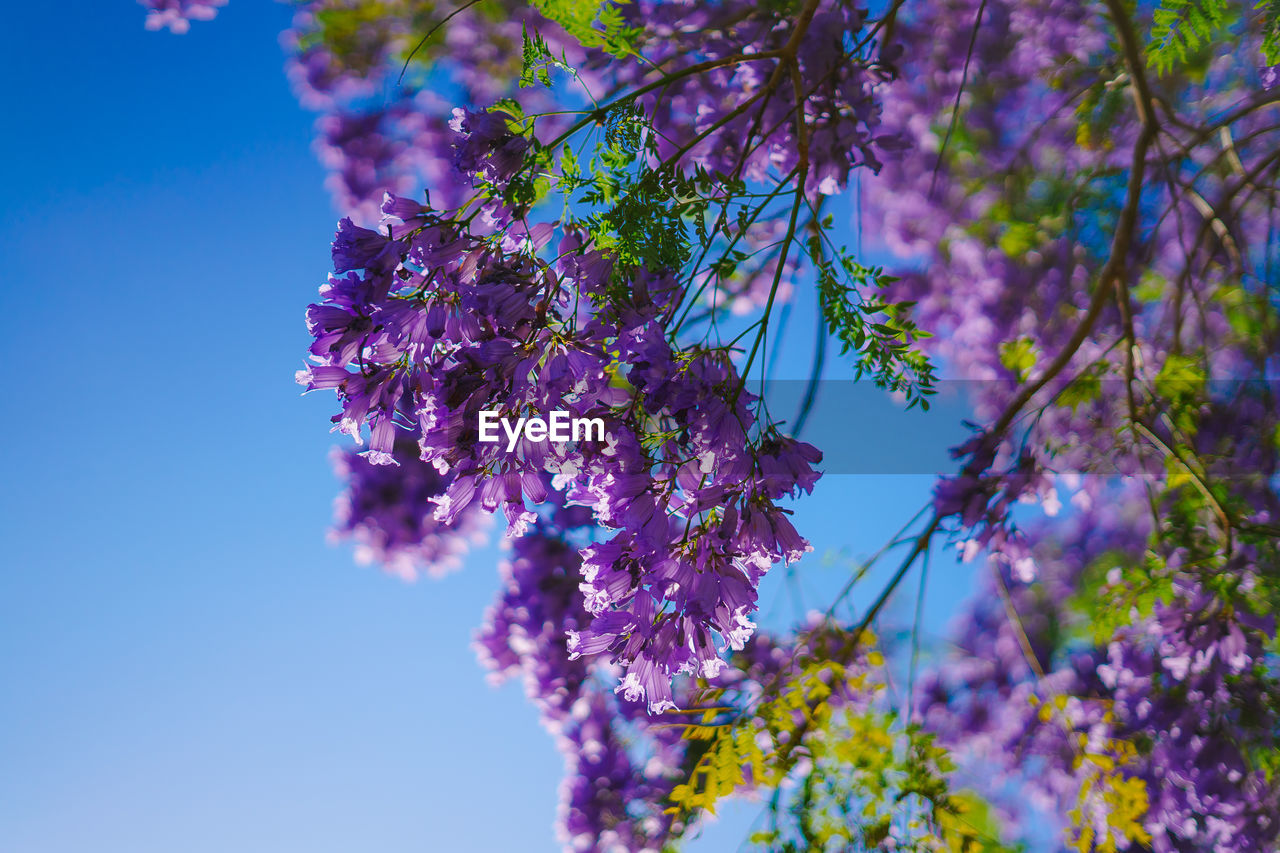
[1260,0,1280,64]
[1155,352,1204,396]
[813,245,937,408]
[520,24,581,88]
[998,337,1038,382]
[997,221,1038,257]
[530,0,641,57]
[1058,365,1104,413]
[1147,0,1231,75]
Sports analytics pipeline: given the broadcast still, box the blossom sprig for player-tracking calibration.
[300,170,835,711]
[147,0,1280,848]
[868,0,1280,845]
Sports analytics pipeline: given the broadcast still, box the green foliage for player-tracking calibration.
[811,236,937,410]
[589,168,699,270]
[301,1,392,51]
[1068,551,1176,646]
[998,338,1038,382]
[1147,0,1231,75]
[665,659,848,817]
[496,44,940,415]
[1074,80,1129,151]
[752,717,1019,851]
[550,103,721,274]
[665,648,1017,852]
[600,102,647,153]
[520,25,579,88]
[1154,352,1206,440]
[1064,735,1152,853]
[1056,363,1106,413]
[996,221,1039,258]
[299,1,470,74]
[1215,280,1274,343]
[491,21,942,453]
[575,146,693,270]
[1021,695,1152,853]
[1262,0,1280,63]
[530,0,641,57]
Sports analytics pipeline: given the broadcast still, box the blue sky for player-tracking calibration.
[0,4,977,851]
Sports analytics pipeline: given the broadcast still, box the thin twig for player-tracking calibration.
[398,0,485,84]
[929,0,988,199]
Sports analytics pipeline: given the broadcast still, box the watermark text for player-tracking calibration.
[478,410,606,451]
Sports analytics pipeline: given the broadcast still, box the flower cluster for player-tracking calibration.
[146,0,1280,847]
[918,493,1280,851]
[139,0,224,33]
[281,0,596,221]
[475,486,877,851]
[327,434,489,580]
[872,0,1279,523]
[874,0,1280,845]
[473,492,679,850]
[1096,576,1280,851]
[277,0,901,220]
[299,168,824,710]
[616,0,899,194]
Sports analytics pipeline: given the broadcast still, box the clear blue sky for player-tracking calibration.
[0,4,975,851]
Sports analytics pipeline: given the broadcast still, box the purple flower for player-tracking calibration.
[331,217,398,273]
[329,435,489,580]
[139,0,225,33]
[449,107,530,186]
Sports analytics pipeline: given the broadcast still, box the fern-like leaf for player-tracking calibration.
[1148,0,1230,75]
[1259,0,1280,64]
[530,0,640,57]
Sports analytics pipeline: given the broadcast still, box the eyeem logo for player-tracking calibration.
[478,410,606,452]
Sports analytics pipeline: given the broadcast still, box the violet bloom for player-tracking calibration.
[331,217,399,273]
[329,435,489,580]
[449,107,530,187]
[139,0,225,33]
